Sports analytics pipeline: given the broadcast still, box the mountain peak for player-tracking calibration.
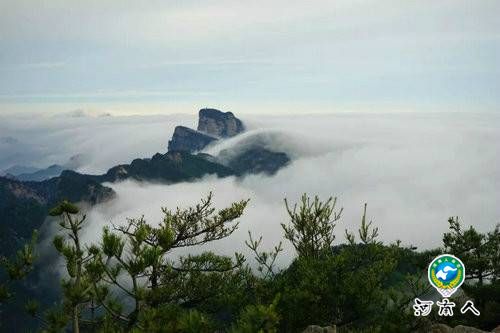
[168,126,218,152]
[197,108,244,138]
[167,108,245,153]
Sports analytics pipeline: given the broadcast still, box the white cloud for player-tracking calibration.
[36,112,499,266]
[0,112,196,172]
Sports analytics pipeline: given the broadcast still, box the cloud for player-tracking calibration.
[30,112,499,267]
[79,177,295,266]
[3,111,500,268]
[0,112,196,172]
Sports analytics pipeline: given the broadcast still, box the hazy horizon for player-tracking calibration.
[1,1,499,115]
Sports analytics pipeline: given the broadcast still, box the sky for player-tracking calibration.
[1,0,499,115]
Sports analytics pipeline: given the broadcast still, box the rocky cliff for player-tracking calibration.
[431,324,500,333]
[197,108,244,138]
[168,126,218,152]
[167,108,244,153]
[222,146,290,176]
[166,108,291,175]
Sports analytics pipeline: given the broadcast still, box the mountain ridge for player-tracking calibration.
[0,108,291,256]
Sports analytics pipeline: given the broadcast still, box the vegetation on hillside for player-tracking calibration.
[3,194,499,332]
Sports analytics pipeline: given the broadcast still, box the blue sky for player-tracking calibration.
[0,0,499,115]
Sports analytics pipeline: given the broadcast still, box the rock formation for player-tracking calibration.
[302,325,336,333]
[222,146,290,176]
[1,107,293,260]
[168,126,218,152]
[99,151,233,183]
[167,108,244,153]
[166,108,292,175]
[197,108,244,138]
[431,324,495,333]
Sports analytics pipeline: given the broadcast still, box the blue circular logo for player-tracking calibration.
[435,262,458,282]
[428,254,465,297]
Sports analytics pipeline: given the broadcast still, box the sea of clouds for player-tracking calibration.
[2,111,500,265]
[0,110,196,174]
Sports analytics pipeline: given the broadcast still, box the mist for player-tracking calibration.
[0,111,196,173]
[22,111,497,265]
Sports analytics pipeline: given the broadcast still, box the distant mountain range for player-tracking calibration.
[0,171,114,256]
[2,154,86,182]
[0,108,290,256]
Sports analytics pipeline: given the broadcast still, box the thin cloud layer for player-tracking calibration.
[1,1,499,111]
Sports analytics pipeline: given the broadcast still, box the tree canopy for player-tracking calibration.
[4,193,499,332]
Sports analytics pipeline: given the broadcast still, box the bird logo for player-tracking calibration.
[428,254,465,297]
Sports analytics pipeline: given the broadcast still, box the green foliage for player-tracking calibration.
[41,306,70,333]
[282,194,343,258]
[443,217,500,285]
[0,230,37,304]
[24,299,39,317]
[229,297,281,333]
[132,305,214,333]
[274,243,399,331]
[459,280,500,330]
[82,192,249,330]
[246,231,283,279]
[19,193,500,332]
[346,203,379,245]
[49,200,80,216]
[48,201,101,333]
[177,310,214,333]
[441,217,500,330]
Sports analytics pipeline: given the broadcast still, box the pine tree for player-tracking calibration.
[0,231,37,304]
[49,200,101,333]
[443,217,500,284]
[86,192,249,330]
[281,194,343,258]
